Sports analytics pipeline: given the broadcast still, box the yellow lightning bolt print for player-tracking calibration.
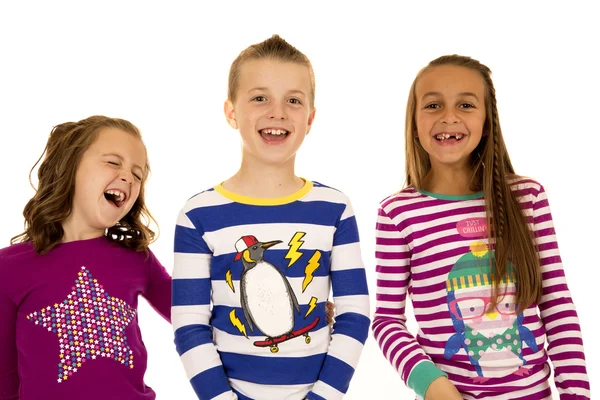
[229,309,247,338]
[302,250,321,292]
[305,296,318,318]
[226,269,235,292]
[285,232,306,268]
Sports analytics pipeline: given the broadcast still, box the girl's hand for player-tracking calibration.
[425,377,463,400]
[326,300,335,325]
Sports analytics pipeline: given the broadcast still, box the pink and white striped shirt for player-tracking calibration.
[372,178,590,399]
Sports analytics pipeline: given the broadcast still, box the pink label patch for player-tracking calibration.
[457,218,487,238]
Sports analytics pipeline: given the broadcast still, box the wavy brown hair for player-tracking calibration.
[228,34,316,108]
[405,55,542,314]
[11,115,157,254]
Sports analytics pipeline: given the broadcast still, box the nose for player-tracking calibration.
[120,170,134,185]
[269,101,287,120]
[440,109,460,124]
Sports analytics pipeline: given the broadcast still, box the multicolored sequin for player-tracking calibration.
[27,266,136,383]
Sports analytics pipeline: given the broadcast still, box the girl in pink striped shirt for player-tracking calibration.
[372,55,590,399]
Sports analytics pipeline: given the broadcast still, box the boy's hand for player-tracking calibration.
[424,376,462,400]
[325,300,335,325]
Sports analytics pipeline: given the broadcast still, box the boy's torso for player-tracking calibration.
[183,181,352,398]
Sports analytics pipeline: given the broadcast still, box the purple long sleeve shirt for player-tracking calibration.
[0,236,171,400]
[372,179,590,399]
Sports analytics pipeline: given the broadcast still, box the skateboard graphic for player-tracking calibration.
[254,317,320,353]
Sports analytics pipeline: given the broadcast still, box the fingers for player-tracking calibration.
[325,300,335,325]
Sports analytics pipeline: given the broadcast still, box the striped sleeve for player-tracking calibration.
[371,204,446,399]
[172,209,237,400]
[533,186,590,399]
[306,198,370,400]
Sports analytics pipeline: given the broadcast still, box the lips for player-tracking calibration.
[104,188,127,207]
[258,127,290,143]
[434,132,465,141]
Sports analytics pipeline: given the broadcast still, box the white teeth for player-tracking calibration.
[105,189,125,203]
[261,129,288,135]
[435,133,464,141]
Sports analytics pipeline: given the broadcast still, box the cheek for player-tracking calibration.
[468,115,486,136]
[130,186,142,203]
[73,166,95,197]
[416,114,434,135]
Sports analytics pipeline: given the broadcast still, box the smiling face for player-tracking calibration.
[64,127,147,239]
[415,65,487,172]
[224,59,316,167]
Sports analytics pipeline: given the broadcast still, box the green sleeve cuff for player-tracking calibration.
[407,361,447,398]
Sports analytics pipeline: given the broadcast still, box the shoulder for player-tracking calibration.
[108,240,160,266]
[0,242,36,292]
[0,241,35,264]
[378,186,424,214]
[508,175,545,198]
[97,240,166,281]
[307,181,353,206]
[179,186,230,214]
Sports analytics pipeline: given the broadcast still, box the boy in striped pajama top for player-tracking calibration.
[171,35,370,400]
[372,55,590,399]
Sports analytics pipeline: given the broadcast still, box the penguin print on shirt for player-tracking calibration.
[225,233,322,353]
[233,235,301,338]
[444,218,538,382]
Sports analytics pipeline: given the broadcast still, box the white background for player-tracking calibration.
[1,1,597,398]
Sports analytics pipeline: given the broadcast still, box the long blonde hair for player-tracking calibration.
[405,55,542,313]
[11,116,157,254]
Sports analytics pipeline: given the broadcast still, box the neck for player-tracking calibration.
[223,154,303,198]
[423,163,476,196]
[61,214,105,243]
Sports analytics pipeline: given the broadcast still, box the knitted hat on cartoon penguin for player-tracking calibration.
[446,242,516,293]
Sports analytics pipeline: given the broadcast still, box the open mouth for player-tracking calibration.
[259,128,289,143]
[435,133,465,142]
[104,189,127,208]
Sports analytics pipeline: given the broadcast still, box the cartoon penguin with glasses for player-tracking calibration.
[444,242,538,382]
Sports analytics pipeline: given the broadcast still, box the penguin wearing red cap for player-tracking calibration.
[234,235,301,339]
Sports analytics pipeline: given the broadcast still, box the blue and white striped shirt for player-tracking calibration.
[172,180,370,400]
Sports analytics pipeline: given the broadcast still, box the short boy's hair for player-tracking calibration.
[227,34,316,108]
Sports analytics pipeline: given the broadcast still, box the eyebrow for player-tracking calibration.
[421,91,480,101]
[248,87,307,97]
[102,153,145,172]
[248,87,268,93]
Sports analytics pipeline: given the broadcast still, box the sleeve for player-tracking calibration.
[142,249,172,322]
[533,186,590,399]
[305,197,371,400]
[0,277,19,400]
[371,205,446,399]
[171,209,237,400]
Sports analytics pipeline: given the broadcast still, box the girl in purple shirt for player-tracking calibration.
[0,116,172,400]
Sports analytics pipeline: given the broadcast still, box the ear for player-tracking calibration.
[305,107,316,135]
[224,99,238,129]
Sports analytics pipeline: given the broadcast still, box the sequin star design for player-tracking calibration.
[27,266,136,383]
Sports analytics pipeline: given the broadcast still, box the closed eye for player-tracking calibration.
[133,173,142,181]
[108,161,120,166]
